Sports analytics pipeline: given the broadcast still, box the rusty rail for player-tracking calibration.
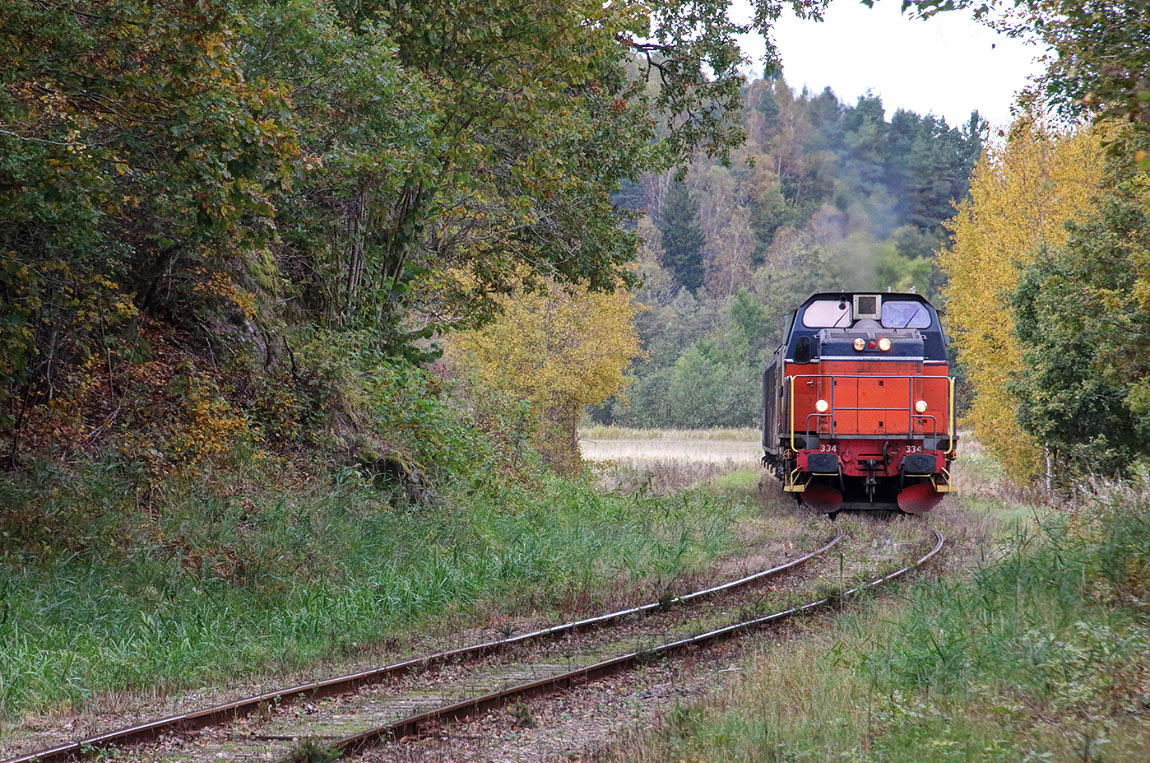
[311,527,945,761]
[5,525,843,763]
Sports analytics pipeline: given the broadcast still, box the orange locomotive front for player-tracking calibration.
[762,293,957,514]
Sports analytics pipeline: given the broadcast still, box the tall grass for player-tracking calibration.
[0,457,749,720]
[620,476,1150,761]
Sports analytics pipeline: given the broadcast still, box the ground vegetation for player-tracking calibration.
[618,477,1150,761]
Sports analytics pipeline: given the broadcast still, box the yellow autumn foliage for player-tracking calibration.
[940,117,1105,480]
[449,278,643,472]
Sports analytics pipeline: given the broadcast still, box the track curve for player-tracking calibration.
[6,524,844,763]
[306,526,944,760]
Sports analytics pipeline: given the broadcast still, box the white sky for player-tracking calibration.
[732,0,1047,129]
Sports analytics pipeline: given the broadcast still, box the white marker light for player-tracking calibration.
[815,399,830,413]
[915,400,928,413]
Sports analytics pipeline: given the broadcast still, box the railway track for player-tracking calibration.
[7,521,943,762]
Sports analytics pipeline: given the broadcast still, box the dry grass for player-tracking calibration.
[951,432,1054,508]
[580,438,760,465]
[589,459,759,495]
[580,431,762,495]
[579,425,760,442]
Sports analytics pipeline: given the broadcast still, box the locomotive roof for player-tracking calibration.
[784,291,950,362]
[799,291,935,307]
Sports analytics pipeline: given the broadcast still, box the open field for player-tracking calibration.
[580,428,762,494]
[578,425,761,442]
[580,427,761,464]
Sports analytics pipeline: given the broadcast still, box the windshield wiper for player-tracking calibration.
[891,305,925,330]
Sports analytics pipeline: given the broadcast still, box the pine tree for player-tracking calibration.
[657,181,706,293]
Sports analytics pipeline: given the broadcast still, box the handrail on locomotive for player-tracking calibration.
[786,374,956,454]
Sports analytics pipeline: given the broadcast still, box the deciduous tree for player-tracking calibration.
[1013,133,1150,482]
[939,117,1104,479]
[448,279,642,471]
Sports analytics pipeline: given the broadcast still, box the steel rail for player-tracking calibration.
[309,527,945,761]
[5,525,842,763]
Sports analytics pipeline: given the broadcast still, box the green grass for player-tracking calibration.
[619,477,1150,762]
[704,467,762,493]
[0,456,753,720]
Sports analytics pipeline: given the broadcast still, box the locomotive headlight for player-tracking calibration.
[853,338,865,351]
[878,337,892,352]
[915,400,928,413]
[815,399,830,413]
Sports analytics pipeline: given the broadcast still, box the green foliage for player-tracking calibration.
[0,0,298,459]
[876,239,933,294]
[615,291,764,428]
[3,0,839,466]
[1012,140,1150,484]
[667,345,733,427]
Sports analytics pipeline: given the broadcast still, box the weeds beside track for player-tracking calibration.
[323,526,944,761]
[6,517,949,762]
[5,522,846,763]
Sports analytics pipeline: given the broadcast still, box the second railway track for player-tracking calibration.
[8,519,944,762]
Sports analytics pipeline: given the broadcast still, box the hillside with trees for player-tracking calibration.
[597,80,986,428]
[2,0,815,474]
[1,0,839,719]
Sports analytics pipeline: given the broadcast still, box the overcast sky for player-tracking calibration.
[732,0,1047,128]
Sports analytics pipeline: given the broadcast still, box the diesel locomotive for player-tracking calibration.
[762,292,956,514]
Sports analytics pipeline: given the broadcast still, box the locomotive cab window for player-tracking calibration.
[801,299,851,328]
[880,300,931,329]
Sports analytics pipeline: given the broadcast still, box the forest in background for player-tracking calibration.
[593,79,984,428]
[1,0,1148,495]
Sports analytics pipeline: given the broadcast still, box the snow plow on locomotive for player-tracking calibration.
[762,292,956,514]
